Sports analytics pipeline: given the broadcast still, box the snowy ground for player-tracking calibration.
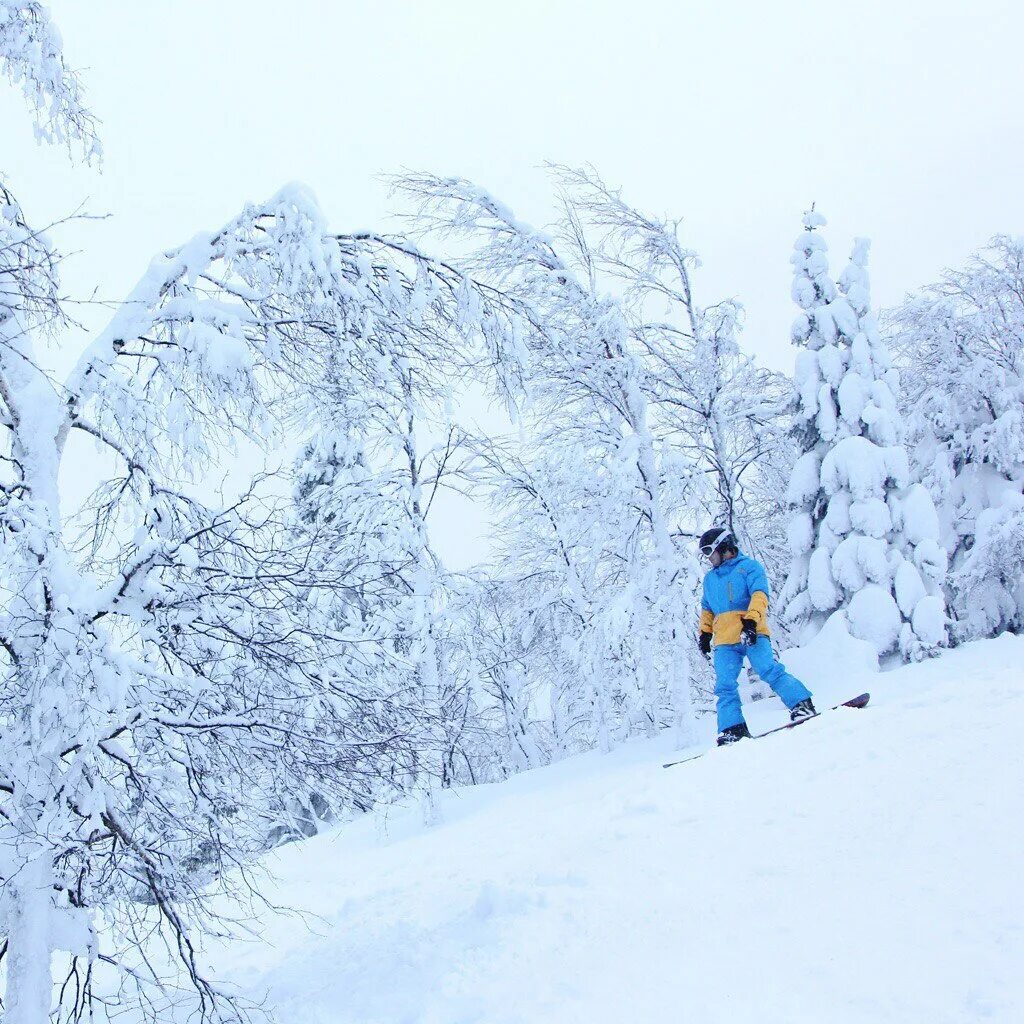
[206,636,1023,1023]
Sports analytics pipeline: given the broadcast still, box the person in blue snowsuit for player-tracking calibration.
[697,526,816,745]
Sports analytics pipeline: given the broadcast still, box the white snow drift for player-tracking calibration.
[189,635,1023,1024]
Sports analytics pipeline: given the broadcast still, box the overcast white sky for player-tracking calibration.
[5,0,1023,564]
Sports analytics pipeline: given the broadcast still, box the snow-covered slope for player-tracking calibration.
[211,636,1024,1023]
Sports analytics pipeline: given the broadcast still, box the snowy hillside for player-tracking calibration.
[202,636,1023,1024]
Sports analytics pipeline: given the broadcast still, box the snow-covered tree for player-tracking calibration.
[544,165,791,575]
[466,436,628,756]
[780,212,947,659]
[451,574,555,774]
[651,299,794,588]
[888,236,1024,639]
[394,166,802,752]
[0,12,519,1016]
[396,168,704,751]
[285,215,546,810]
[0,176,465,1022]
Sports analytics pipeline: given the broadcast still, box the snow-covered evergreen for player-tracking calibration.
[889,236,1024,639]
[780,213,947,659]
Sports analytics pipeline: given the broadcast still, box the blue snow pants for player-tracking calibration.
[713,637,812,731]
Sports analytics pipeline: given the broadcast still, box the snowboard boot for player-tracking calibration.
[716,722,752,746]
[789,698,818,723]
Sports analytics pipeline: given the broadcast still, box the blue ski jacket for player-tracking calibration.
[699,551,772,646]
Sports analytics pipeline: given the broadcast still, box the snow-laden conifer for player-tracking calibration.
[780,213,947,658]
[889,237,1024,639]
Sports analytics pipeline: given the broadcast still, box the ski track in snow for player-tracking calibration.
[206,636,1023,1024]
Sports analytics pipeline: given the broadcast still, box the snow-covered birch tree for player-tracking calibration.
[780,211,947,659]
[289,231,521,814]
[395,168,706,750]
[0,178,450,1021]
[539,167,794,590]
[0,9,518,1017]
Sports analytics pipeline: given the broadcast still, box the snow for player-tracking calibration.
[786,452,820,506]
[782,452,815,507]
[847,582,902,653]
[832,534,889,589]
[827,294,860,339]
[895,558,928,615]
[819,487,851,536]
[802,209,827,231]
[180,636,1024,1024]
[820,436,907,500]
[900,482,942,545]
[807,547,840,610]
[815,382,839,439]
[911,593,947,647]
[786,510,814,555]
[831,535,867,590]
[816,341,844,386]
[834,371,866,427]
[848,496,891,537]
[782,608,879,678]
[914,537,949,582]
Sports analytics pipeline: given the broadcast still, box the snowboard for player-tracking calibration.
[662,692,871,769]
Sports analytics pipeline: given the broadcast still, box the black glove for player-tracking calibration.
[698,631,712,659]
[740,618,758,647]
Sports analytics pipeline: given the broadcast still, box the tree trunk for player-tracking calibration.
[4,850,55,1024]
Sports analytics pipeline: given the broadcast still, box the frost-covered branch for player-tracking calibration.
[0,1,100,161]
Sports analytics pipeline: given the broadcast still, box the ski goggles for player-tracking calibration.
[700,532,734,557]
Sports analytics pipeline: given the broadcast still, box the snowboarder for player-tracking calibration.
[697,527,816,745]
